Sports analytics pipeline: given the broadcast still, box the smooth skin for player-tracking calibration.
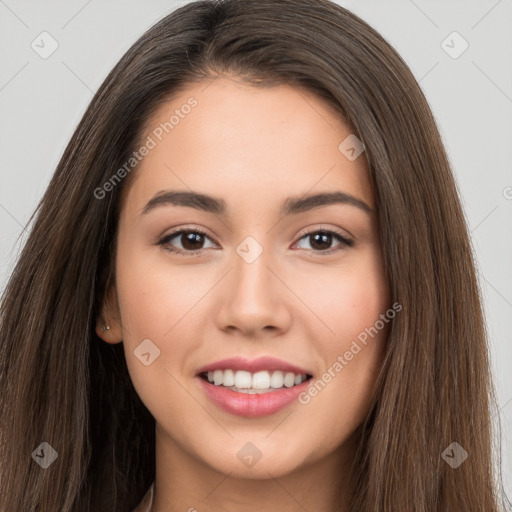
[96,76,390,512]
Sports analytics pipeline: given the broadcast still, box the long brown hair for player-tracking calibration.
[1,0,509,510]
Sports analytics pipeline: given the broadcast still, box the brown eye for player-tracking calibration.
[158,229,217,256]
[295,229,353,254]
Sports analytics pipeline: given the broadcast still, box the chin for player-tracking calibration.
[199,439,312,480]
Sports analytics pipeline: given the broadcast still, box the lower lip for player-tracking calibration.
[197,376,312,418]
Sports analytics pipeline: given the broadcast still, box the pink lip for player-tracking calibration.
[196,376,312,417]
[195,356,312,376]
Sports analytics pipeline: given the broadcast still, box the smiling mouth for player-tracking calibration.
[198,369,313,394]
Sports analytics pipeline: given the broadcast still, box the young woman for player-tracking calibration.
[0,0,509,511]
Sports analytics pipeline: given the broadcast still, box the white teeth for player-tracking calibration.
[204,369,308,390]
[270,370,284,388]
[213,370,224,386]
[283,372,295,388]
[223,369,235,387]
[234,370,252,389]
[252,370,271,389]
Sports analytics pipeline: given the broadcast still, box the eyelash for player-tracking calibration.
[157,226,354,257]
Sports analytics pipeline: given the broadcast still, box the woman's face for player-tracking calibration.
[101,76,390,479]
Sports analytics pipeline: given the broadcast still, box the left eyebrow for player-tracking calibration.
[140,190,226,216]
[282,191,372,215]
[139,189,373,217]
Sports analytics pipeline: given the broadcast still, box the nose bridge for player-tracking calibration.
[232,234,274,301]
[215,232,291,334]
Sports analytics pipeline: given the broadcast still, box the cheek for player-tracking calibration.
[114,240,215,398]
[296,248,389,345]
[298,250,389,430]
[115,240,203,337]
[330,249,389,381]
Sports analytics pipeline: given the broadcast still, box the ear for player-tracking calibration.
[95,284,123,344]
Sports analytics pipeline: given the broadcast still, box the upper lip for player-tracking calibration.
[196,356,313,376]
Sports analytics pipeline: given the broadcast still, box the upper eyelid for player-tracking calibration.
[161,227,216,244]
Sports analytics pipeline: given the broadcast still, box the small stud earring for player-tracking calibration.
[101,325,111,332]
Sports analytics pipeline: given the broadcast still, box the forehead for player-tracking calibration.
[122,77,373,217]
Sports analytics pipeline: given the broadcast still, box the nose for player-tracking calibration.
[214,241,292,338]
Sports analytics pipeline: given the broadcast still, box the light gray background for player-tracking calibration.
[1,0,511,497]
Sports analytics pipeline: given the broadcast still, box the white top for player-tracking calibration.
[132,482,154,512]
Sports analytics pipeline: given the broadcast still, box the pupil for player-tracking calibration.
[182,232,203,250]
[311,232,331,250]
